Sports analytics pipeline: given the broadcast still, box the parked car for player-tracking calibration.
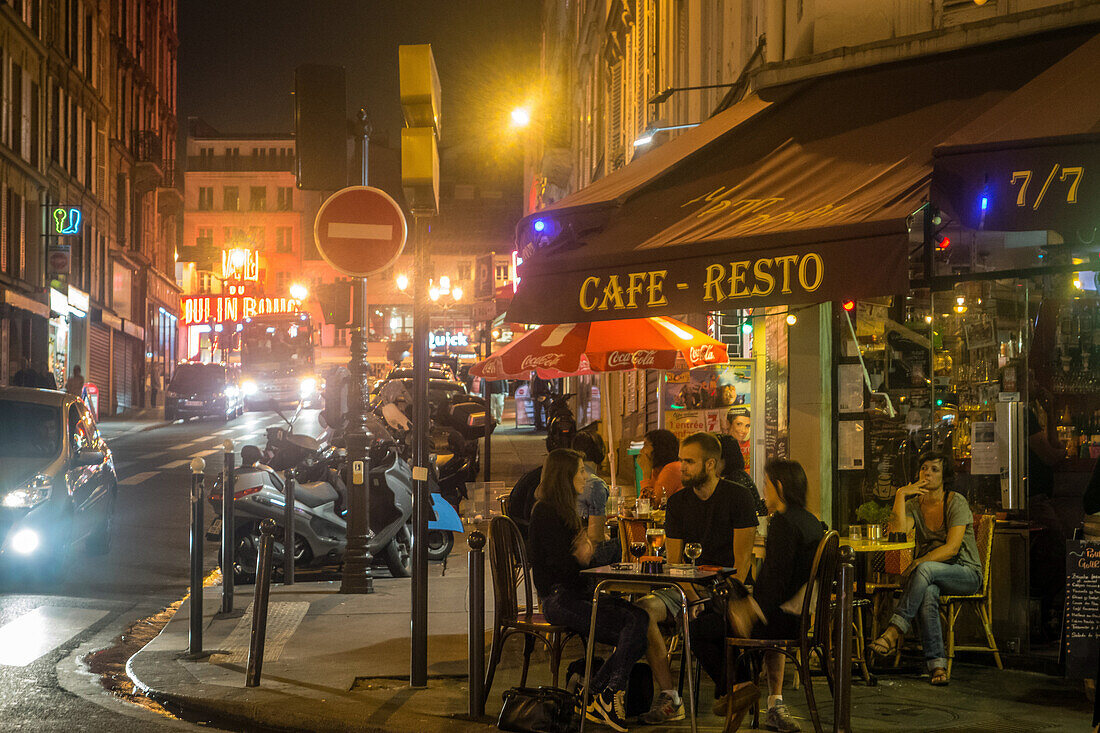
[164,362,242,422]
[0,387,117,576]
[384,366,454,382]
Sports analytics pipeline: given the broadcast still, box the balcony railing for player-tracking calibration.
[132,130,163,163]
[185,155,296,172]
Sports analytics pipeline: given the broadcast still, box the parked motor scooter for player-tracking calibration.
[541,392,578,451]
[208,411,417,581]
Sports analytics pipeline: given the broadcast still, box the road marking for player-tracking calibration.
[209,602,309,665]
[0,607,108,667]
[119,471,159,486]
[328,222,392,240]
[160,459,190,469]
[190,449,219,458]
[214,428,234,435]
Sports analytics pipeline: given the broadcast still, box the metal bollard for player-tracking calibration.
[221,440,235,614]
[189,457,206,655]
[835,546,855,733]
[283,470,295,585]
[467,530,486,717]
[246,518,277,687]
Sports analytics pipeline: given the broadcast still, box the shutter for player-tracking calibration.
[608,59,623,168]
[113,334,134,412]
[646,369,659,430]
[88,323,110,394]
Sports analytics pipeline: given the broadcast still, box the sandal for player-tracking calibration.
[930,668,949,686]
[868,633,899,657]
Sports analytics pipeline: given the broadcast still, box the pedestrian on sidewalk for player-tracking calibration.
[530,373,552,431]
[486,377,507,424]
[529,449,648,733]
[65,366,85,396]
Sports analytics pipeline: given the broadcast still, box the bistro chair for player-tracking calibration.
[724,531,840,733]
[617,517,649,560]
[483,515,576,706]
[940,514,1002,676]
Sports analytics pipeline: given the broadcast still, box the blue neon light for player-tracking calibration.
[533,219,547,233]
[980,195,989,211]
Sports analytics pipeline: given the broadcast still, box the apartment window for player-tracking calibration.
[196,227,213,246]
[248,226,265,249]
[29,81,39,167]
[223,186,238,211]
[457,261,471,281]
[275,226,292,253]
[199,146,213,165]
[197,186,213,210]
[223,227,246,245]
[495,264,510,281]
[199,271,215,294]
[11,62,22,156]
[276,186,292,210]
[249,186,266,211]
[275,271,288,293]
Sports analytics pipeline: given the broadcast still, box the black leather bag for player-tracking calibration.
[497,686,579,733]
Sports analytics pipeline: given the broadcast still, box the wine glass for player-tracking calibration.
[684,542,703,570]
[629,541,647,571]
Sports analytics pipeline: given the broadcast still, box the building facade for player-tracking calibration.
[0,0,178,415]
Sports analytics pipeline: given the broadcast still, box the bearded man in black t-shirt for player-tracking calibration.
[633,432,759,724]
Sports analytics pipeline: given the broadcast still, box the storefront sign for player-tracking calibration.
[429,331,469,350]
[933,141,1100,240]
[509,234,908,324]
[181,294,303,326]
[51,206,82,235]
[222,248,259,281]
[48,247,70,274]
[67,286,89,317]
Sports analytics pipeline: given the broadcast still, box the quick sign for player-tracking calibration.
[51,207,82,235]
[429,331,469,349]
[181,295,302,326]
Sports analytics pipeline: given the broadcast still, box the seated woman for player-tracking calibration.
[638,429,682,507]
[528,449,649,733]
[720,459,824,732]
[868,451,982,686]
[571,431,620,566]
[716,433,766,517]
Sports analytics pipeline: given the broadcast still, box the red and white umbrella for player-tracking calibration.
[471,316,728,380]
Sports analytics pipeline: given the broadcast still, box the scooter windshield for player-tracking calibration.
[363,412,396,444]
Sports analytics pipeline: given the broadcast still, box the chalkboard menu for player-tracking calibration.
[1063,540,1100,679]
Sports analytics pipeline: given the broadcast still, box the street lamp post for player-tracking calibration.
[340,108,375,595]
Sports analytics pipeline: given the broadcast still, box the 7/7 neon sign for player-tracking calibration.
[1010,164,1084,210]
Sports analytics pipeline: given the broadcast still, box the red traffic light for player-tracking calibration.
[842,300,856,312]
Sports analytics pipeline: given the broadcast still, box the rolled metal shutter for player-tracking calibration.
[88,324,111,402]
[113,335,134,411]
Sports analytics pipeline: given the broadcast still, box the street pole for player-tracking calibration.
[340,108,375,595]
[411,212,430,687]
[481,327,492,481]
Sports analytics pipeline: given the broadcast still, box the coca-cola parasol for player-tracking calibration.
[471,316,728,380]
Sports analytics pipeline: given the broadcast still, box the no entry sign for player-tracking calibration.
[313,186,408,278]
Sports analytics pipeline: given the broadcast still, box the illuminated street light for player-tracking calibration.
[429,286,441,301]
[289,283,309,300]
[228,248,249,270]
[396,273,409,291]
[452,286,463,301]
[510,107,531,127]
[439,275,451,291]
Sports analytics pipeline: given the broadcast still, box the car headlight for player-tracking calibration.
[242,380,258,396]
[2,474,52,509]
[224,385,240,397]
[10,528,40,555]
[300,377,317,397]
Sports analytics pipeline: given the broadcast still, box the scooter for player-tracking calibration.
[541,392,578,451]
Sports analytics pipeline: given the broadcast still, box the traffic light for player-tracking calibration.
[294,65,348,191]
[316,281,352,327]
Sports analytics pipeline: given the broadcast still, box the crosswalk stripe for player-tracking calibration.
[160,459,190,469]
[119,471,159,485]
[0,607,109,666]
[190,448,219,458]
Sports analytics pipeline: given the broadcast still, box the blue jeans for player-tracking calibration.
[889,561,980,671]
[541,585,648,694]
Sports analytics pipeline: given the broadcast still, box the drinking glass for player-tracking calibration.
[629,541,647,571]
[684,542,703,569]
[637,497,651,516]
[849,525,865,543]
[646,528,665,557]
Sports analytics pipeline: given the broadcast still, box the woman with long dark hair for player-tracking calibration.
[868,451,982,685]
[528,449,649,732]
[639,429,682,506]
[716,433,766,516]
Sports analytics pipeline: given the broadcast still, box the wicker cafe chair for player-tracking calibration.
[940,514,1002,676]
[724,531,841,733]
[617,517,649,561]
[483,516,577,706]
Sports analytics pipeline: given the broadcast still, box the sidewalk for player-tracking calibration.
[97,405,173,438]
[125,424,1094,731]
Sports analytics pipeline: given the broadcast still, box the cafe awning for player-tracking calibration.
[932,32,1100,238]
[508,29,1095,324]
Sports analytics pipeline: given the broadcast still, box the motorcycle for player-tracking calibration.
[207,411,418,582]
[540,392,578,451]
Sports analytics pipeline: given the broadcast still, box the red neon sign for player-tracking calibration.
[181,295,302,326]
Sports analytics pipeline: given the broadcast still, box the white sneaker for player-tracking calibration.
[640,691,685,724]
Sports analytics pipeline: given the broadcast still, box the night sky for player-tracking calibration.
[179,1,541,175]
